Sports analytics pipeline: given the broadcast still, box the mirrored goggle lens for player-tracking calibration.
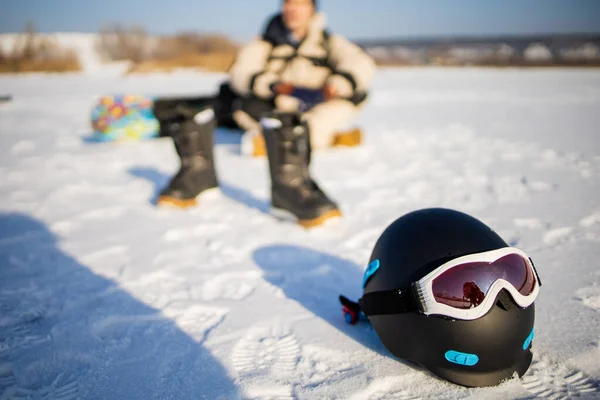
[431,254,536,309]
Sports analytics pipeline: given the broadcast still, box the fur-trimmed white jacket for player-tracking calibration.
[229,12,376,107]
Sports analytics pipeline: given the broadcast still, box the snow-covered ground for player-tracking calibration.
[1,67,599,399]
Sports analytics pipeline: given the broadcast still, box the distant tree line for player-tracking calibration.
[95,24,240,73]
[0,22,81,73]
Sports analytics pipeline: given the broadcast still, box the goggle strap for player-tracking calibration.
[529,257,542,287]
[358,288,419,316]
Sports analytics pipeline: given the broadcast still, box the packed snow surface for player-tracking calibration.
[1,67,599,399]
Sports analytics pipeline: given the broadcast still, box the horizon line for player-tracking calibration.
[1,29,599,44]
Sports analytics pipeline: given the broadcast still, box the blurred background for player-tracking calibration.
[1,0,599,75]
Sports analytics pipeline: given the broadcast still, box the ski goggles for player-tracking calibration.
[350,247,542,322]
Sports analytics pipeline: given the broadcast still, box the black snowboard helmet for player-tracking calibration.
[358,208,540,387]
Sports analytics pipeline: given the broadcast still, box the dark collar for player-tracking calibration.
[261,13,304,49]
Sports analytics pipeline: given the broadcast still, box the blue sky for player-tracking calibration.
[1,0,599,42]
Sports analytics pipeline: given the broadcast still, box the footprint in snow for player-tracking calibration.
[10,140,36,155]
[3,378,80,400]
[580,212,600,229]
[50,220,79,235]
[201,271,262,301]
[77,206,127,221]
[579,211,600,242]
[0,300,46,341]
[90,314,165,343]
[241,385,295,400]
[117,270,189,308]
[2,355,90,400]
[161,303,229,342]
[161,222,228,243]
[294,344,368,389]
[0,296,51,357]
[232,323,300,380]
[92,303,228,344]
[576,285,600,313]
[542,227,573,245]
[0,363,17,391]
[514,218,544,230]
[79,244,129,266]
[520,357,600,399]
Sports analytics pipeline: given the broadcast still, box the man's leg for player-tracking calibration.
[301,99,360,150]
[213,81,240,129]
[153,95,216,137]
[232,95,275,130]
[153,80,242,134]
[233,95,275,157]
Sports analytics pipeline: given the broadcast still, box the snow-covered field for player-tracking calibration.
[1,67,599,399]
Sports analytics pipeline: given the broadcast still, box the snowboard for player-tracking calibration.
[90,94,160,142]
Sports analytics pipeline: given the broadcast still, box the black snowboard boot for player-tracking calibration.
[153,96,215,137]
[156,106,219,208]
[261,112,342,228]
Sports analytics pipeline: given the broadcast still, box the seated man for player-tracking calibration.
[154,0,376,228]
[228,0,377,156]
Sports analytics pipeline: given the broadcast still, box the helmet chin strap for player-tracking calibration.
[339,295,364,325]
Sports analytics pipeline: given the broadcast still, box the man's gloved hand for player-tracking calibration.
[270,82,295,95]
[271,82,337,111]
[322,84,338,101]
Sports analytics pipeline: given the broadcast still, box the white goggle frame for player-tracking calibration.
[412,247,541,321]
